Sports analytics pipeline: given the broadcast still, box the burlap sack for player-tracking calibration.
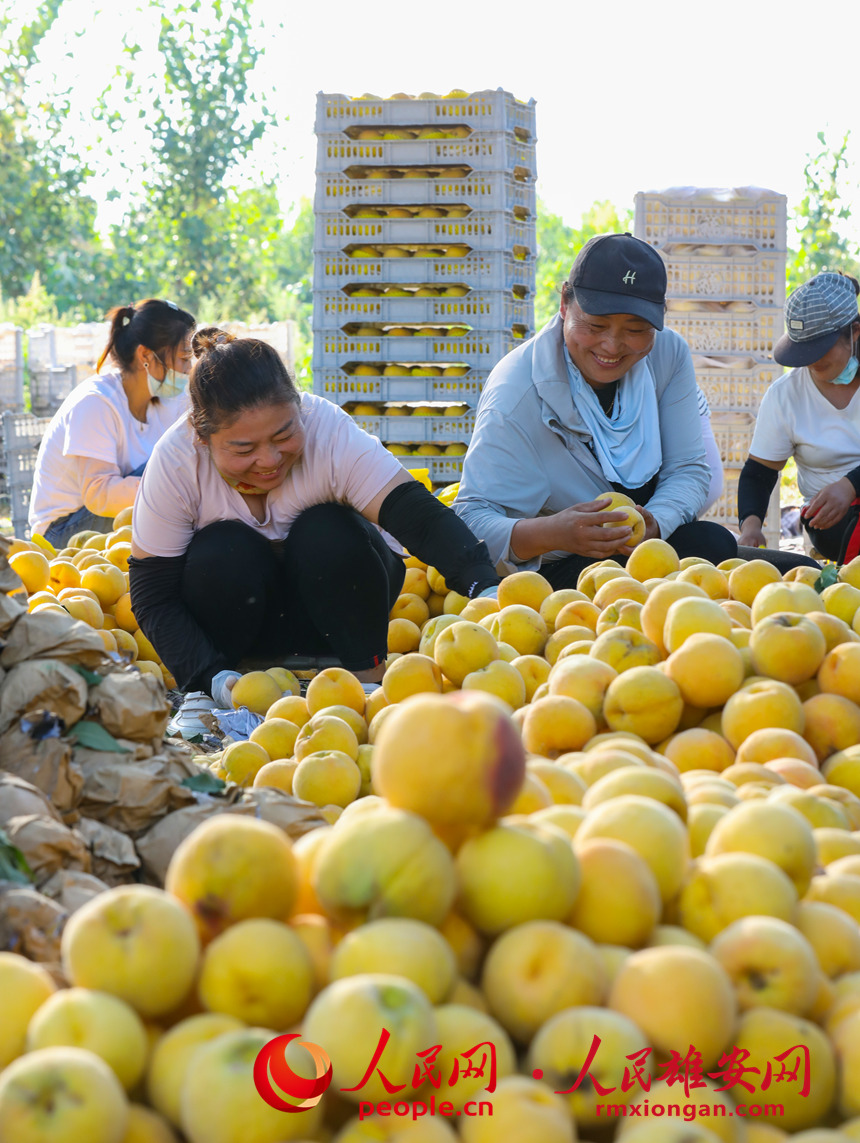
[0,883,67,965]
[135,789,327,886]
[2,814,91,884]
[0,610,108,670]
[0,726,83,815]
[0,660,88,735]
[74,750,200,837]
[41,869,110,914]
[89,670,170,742]
[76,816,140,886]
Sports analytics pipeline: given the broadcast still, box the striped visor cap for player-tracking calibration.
[774,272,859,366]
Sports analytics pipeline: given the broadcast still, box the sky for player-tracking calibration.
[24,0,860,246]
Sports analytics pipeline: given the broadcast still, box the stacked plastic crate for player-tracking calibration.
[634,187,787,546]
[312,89,537,486]
[0,325,24,413]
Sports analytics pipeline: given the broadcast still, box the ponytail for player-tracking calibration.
[97,298,196,373]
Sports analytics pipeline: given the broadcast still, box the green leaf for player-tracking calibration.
[0,828,34,885]
[72,665,104,687]
[814,564,840,593]
[180,771,227,794]
[68,720,130,752]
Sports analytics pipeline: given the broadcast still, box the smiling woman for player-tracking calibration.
[128,328,500,735]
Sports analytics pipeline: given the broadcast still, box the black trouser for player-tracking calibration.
[802,506,860,563]
[540,520,739,590]
[181,505,405,672]
[737,545,820,573]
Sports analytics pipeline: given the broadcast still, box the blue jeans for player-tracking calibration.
[43,461,146,548]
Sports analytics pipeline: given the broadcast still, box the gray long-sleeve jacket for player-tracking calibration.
[454,313,710,575]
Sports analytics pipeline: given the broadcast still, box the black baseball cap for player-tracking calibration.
[569,233,667,330]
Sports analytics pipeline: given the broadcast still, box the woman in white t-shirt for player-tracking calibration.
[128,327,500,733]
[29,298,196,548]
[738,272,860,562]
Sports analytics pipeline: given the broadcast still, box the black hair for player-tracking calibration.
[189,327,300,439]
[97,298,196,373]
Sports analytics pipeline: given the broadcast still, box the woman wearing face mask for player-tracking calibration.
[128,327,500,736]
[738,272,860,562]
[28,298,196,549]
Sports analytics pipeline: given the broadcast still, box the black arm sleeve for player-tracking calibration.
[128,554,229,693]
[845,465,860,496]
[378,481,500,598]
[737,458,779,528]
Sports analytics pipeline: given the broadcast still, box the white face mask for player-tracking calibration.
[145,356,189,399]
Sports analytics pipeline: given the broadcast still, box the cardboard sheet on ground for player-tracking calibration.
[90,670,171,742]
[0,727,83,815]
[136,787,328,885]
[76,816,141,885]
[0,610,108,669]
[0,883,67,966]
[0,660,88,735]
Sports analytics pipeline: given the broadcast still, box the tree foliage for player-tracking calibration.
[98,0,281,316]
[787,131,860,292]
[534,199,633,329]
[0,1,101,315]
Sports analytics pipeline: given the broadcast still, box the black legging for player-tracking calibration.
[182,504,405,672]
[540,520,739,590]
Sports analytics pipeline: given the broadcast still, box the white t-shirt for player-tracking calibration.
[750,366,860,503]
[133,392,405,557]
[29,372,188,534]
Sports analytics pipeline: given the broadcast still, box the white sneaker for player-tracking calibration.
[167,691,218,739]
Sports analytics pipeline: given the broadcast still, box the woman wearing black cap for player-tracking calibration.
[738,272,860,563]
[455,232,741,587]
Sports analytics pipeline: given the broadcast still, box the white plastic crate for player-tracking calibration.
[661,249,786,306]
[314,171,534,214]
[710,411,756,466]
[315,90,536,137]
[53,322,110,369]
[314,210,535,254]
[0,326,24,411]
[219,320,298,374]
[693,356,781,411]
[314,366,487,407]
[634,188,787,251]
[702,467,780,547]
[398,453,465,483]
[29,365,77,417]
[350,411,475,443]
[1,411,51,539]
[26,325,57,368]
[314,250,533,292]
[316,288,532,331]
[665,305,782,357]
[0,325,22,366]
[316,131,535,176]
[314,329,517,368]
